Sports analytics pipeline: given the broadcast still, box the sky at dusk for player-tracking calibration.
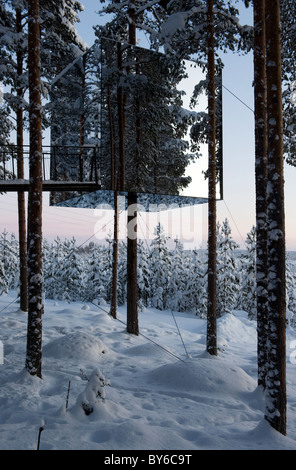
[0,1,295,251]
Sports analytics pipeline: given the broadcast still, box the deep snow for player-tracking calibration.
[0,290,296,451]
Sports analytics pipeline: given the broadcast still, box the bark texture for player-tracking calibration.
[253,0,268,389]
[25,0,43,378]
[265,0,286,435]
[206,0,217,356]
[16,8,28,313]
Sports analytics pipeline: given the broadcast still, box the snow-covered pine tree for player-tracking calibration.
[41,0,87,162]
[151,0,252,62]
[0,258,7,295]
[0,1,29,312]
[42,236,50,259]
[0,230,19,291]
[185,249,208,317]
[40,0,85,77]
[117,240,127,306]
[84,242,106,304]
[239,226,257,319]
[0,98,14,180]
[137,239,150,310]
[58,237,85,302]
[0,231,10,294]
[99,232,114,304]
[0,0,86,312]
[0,0,86,148]
[280,0,296,167]
[41,236,50,291]
[8,231,19,290]
[148,223,171,310]
[0,0,86,150]
[0,100,14,149]
[216,219,240,317]
[0,2,27,132]
[167,237,188,312]
[44,236,66,300]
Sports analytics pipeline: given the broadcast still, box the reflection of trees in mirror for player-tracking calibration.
[50,37,223,205]
[53,189,207,212]
[190,72,223,194]
[50,47,101,180]
[100,38,195,196]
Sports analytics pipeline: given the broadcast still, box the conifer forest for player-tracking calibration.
[0,0,296,452]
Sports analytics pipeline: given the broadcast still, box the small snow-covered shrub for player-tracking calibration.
[79,368,110,415]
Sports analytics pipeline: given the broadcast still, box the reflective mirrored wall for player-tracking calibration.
[50,37,222,209]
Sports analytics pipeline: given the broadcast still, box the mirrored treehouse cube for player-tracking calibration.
[49,37,223,210]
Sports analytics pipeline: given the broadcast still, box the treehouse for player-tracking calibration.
[0,37,223,210]
[49,37,223,211]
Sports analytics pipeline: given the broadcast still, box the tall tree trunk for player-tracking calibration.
[110,189,119,319]
[206,0,217,356]
[253,0,268,389]
[16,8,28,312]
[110,43,125,321]
[25,0,43,378]
[109,79,118,319]
[129,1,136,46]
[126,191,139,335]
[117,42,125,192]
[79,54,86,182]
[108,83,116,191]
[264,0,286,435]
[126,1,139,335]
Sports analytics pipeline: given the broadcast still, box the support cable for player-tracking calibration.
[222,84,254,114]
[137,213,191,359]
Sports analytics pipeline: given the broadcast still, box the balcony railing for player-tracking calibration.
[0,145,101,192]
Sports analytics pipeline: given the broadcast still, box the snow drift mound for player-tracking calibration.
[217,313,256,346]
[43,331,108,360]
[124,342,172,359]
[148,357,256,395]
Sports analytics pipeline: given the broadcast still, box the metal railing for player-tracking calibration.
[0,145,100,185]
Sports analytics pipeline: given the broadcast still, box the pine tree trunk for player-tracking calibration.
[126,191,139,335]
[126,4,139,335]
[117,42,125,192]
[206,0,217,356]
[110,189,119,319]
[109,77,118,319]
[265,0,286,435]
[79,54,86,182]
[108,83,116,191]
[16,8,28,313]
[253,0,268,389]
[110,42,125,321]
[25,0,43,378]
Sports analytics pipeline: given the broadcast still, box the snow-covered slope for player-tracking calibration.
[0,291,296,450]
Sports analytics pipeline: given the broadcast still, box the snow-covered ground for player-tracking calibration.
[1,290,296,451]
